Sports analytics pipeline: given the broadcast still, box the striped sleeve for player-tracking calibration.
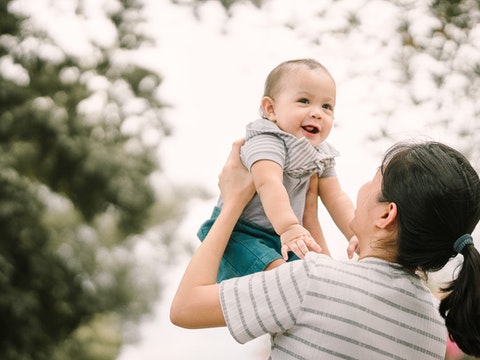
[220,259,309,344]
[240,133,286,171]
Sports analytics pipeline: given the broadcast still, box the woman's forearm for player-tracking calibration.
[170,139,255,329]
[170,203,243,328]
[178,203,244,286]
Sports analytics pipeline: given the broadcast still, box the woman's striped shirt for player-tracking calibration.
[220,253,447,359]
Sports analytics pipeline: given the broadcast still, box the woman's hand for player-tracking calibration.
[218,139,255,210]
[347,235,360,259]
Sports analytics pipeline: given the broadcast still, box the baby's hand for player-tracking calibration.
[280,224,322,260]
[347,235,360,259]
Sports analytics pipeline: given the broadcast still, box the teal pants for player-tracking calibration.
[197,207,299,282]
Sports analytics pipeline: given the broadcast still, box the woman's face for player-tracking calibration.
[350,170,384,241]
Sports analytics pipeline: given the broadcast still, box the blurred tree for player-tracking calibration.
[172,0,263,17]
[388,0,480,161]
[0,0,204,359]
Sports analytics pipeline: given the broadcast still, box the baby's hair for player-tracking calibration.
[263,58,333,99]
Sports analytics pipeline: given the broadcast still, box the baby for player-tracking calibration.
[198,58,356,282]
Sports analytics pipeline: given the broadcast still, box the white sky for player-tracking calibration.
[8,0,478,358]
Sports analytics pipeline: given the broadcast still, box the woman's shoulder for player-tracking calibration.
[302,253,411,285]
[302,252,351,277]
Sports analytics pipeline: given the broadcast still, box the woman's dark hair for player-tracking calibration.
[379,141,480,357]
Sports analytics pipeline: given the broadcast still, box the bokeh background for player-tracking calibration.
[1,0,479,359]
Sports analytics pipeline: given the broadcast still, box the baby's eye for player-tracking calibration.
[322,103,333,111]
[298,98,309,104]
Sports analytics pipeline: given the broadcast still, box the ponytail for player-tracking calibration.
[439,242,480,357]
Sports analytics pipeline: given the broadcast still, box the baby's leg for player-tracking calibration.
[264,258,286,270]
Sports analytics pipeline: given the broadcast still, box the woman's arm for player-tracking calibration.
[170,140,256,329]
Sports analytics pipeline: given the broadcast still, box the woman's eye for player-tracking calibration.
[298,98,309,104]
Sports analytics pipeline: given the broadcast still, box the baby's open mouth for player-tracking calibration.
[302,125,319,134]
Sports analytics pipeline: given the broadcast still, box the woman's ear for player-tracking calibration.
[376,202,397,229]
[261,96,276,121]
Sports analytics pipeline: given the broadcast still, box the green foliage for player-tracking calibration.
[0,0,19,37]
[0,169,95,360]
[432,0,479,29]
[393,0,480,160]
[52,313,123,360]
[172,0,264,16]
[0,0,197,358]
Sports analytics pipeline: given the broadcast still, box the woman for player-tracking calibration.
[170,139,480,359]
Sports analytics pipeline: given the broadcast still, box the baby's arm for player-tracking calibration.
[303,174,330,256]
[251,159,298,233]
[317,176,355,241]
[251,160,321,259]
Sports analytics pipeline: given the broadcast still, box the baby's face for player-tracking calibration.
[265,67,336,147]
